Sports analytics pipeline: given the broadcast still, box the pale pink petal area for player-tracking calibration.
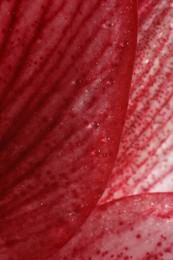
[0,0,137,259]
[58,193,173,260]
[101,0,173,202]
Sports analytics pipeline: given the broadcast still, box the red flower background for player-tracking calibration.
[0,0,173,259]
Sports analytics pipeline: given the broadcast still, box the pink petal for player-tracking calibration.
[0,0,137,258]
[58,193,173,259]
[101,0,173,202]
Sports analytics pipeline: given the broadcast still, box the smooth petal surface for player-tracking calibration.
[58,193,173,260]
[0,0,137,259]
[101,0,173,202]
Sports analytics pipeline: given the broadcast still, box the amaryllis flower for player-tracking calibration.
[0,0,173,259]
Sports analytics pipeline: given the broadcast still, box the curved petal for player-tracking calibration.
[101,0,173,202]
[0,0,137,258]
[58,193,173,260]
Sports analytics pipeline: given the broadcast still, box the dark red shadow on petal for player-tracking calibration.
[58,193,173,259]
[0,0,137,258]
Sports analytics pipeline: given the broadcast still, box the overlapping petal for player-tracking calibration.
[0,0,137,259]
[58,193,173,259]
[101,0,173,202]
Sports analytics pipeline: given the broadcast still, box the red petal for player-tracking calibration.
[101,0,173,202]
[0,0,137,258]
[58,193,173,259]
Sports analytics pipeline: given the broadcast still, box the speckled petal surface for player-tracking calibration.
[58,193,173,260]
[0,0,137,259]
[101,0,173,202]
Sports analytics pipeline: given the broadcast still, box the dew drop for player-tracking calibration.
[102,21,114,29]
[144,59,149,64]
[90,150,96,156]
[71,79,82,85]
[106,79,116,86]
[87,121,100,129]
[119,42,125,47]
[90,149,101,156]
[170,23,173,29]
[119,41,129,48]
[92,121,100,129]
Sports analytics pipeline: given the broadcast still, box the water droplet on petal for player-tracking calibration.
[170,23,173,29]
[106,79,116,86]
[87,121,100,129]
[102,21,114,29]
[119,42,125,47]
